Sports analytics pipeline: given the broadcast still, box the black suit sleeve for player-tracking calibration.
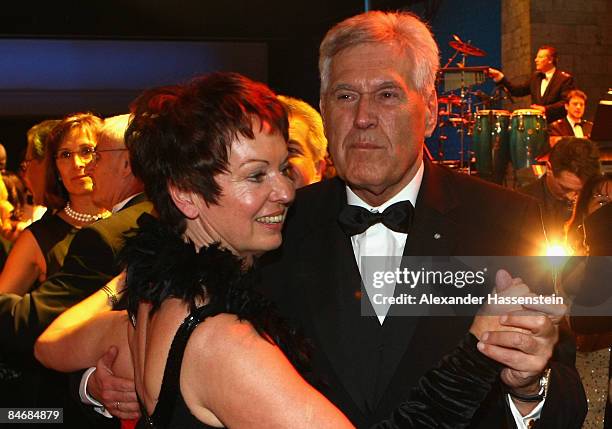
[372,334,502,429]
[534,361,587,429]
[548,120,567,137]
[0,228,117,359]
[500,76,532,98]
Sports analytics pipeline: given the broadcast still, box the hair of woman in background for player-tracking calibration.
[35,72,530,429]
[276,94,332,188]
[0,113,108,295]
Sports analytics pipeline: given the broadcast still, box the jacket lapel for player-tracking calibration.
[542,69,560,103]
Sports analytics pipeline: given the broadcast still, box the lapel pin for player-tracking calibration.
[434,233,441,240]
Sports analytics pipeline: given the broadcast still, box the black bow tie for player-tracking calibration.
[338,201,415,236]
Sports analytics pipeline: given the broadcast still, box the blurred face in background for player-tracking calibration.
[84,138,128,211]
[546,169,583,203]
[21,149,46,206]
[287,116,324,188]
[0,145,7,173]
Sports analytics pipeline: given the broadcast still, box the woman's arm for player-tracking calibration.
[34,273,132,377]
[35,310,131,374]
[0,229,45,295]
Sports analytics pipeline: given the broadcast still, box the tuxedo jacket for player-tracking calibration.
[0,194,153,359]
[501,70,575,123]
[548,117,593,138]
[260,161,586,428]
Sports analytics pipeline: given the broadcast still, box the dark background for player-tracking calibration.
[0,0,501,171]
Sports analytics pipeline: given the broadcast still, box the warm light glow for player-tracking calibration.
[546,244,570,257]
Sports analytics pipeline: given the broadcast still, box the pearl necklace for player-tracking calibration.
[64,202,106,223]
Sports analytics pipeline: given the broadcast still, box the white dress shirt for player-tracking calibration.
[347,161,423,324]
[540,68,556,97]
[566,115,584,138]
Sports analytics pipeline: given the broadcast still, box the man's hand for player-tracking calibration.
[478,311,556,390]
[530,104,546,114]
[486,68,504,83]
[474,270,566,414]
[88,346,140,420]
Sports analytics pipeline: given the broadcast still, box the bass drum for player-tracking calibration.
[472,110,511,181]
[509,109,548,169]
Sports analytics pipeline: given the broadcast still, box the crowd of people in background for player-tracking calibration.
[0,9,609,429]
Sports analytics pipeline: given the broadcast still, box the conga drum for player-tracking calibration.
[472,110,511,180]
[509,109,548,169]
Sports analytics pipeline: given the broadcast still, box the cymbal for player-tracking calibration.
[438,94,462,105]
[449,40,486,57]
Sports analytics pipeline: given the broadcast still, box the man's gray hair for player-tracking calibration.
[319,10,440,99]
[99,114,131,148]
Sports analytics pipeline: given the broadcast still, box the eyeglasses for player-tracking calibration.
[55,146,96,163]
[91,148,128,162]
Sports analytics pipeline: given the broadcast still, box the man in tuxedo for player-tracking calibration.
[548,90,593,146]
[488,46,575,123]
[260,11,585,429]
[0,114,151,427]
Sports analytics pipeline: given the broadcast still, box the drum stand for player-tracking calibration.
[456,54,471,174]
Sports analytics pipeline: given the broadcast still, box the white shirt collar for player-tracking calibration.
[346,160,424,211]
[112,193,142,213]
[544,67,556,80]
[566,115,578,128]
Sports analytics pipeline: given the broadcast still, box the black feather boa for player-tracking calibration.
[121,213,312,375]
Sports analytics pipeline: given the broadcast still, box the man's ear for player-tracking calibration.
[545,161,553,177]
[119,150,132,177]
[314,159,326,182]
[319,98,329,136]
[424,89,438,138]
[168,184,199,219]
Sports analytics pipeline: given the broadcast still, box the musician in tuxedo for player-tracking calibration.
[0,115,151,427]
[548,90,593,147]
[488,45,575,123]
[259,11,586,429]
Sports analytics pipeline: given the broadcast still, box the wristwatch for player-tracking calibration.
[508,368,551,402]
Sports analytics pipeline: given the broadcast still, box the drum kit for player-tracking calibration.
[435,35,548,183]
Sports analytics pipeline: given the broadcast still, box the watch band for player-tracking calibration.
[507,368,551,402]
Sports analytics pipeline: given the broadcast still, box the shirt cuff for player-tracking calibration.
[507,393,545,429]
[79,367,113,419]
